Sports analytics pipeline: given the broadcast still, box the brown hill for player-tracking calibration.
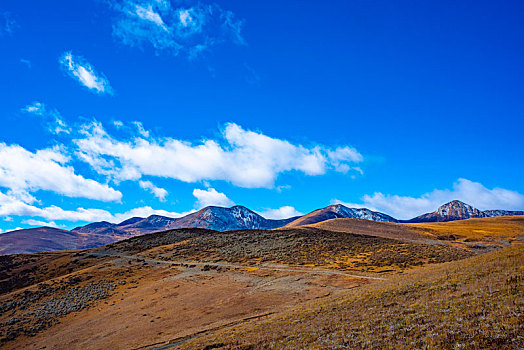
[303,216,524,249]
[0,227,135,256]
[0,227,81,255]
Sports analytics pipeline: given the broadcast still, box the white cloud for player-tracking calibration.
[0,190,188,224]
[108,0,244,58]
[193,187,234,208]
[178,9,193,27]
[139,180,168,201]
[133,121,150,137]
[111,206,192,222]
[22,102,71,134]
[74,121,364,188]
[23,219,57,227]
[59,52,113,95]
[135,4,167,29]
[333,178,524,220]
[0,143,122,202]
[258,206,303,220]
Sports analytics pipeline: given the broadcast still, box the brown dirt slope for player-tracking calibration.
[179,243,524,350]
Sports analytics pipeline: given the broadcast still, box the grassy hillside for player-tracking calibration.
[103,227,472,273]
[307,216,524,250]
[180,244,524,349]
[0,220,521,349]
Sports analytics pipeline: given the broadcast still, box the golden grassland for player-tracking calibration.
[179,244,524,349]
[406,216,524,241]
[308,216,524,246]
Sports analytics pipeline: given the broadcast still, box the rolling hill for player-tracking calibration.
[0,227,125,255]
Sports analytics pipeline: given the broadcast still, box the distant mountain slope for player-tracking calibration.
[285,204,398,227]
[72,221,116,234]
[0,227,124,255]
[408,200,524,223]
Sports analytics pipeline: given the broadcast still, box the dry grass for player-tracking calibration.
[308,216,524,251]
[180,244,524,349]
[406,216,524,242]
[123,227,472,272]
[1,220,521,349]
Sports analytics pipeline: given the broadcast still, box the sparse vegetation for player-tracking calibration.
[0,278,116,342]
[0,218,521,349]
[133,227,473,272]
[180,244,524,349]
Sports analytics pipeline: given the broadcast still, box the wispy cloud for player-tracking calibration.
[139,180,168,201]
[193,187,234,208]
[59,52,113,95]
[74,121,364,188]
[0,12,17,36]
[333,178,524,220]
[22,102,71,135]
[20,58,31,68]
[108,0,245,58]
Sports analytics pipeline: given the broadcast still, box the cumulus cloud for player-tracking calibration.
[59,52,113,95]
[108,0,244,58]
[193,187,234,208]
[23,219,57,227]
[0,190,188,225]
[74,121,364,188]
[22,102,70,134]
[0,143,122,202]
[333,178,524,220]
[139,180,168,201]
[258,206,303,220]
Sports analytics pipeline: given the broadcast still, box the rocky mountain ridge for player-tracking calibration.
[284,204,398,227]
[408,200,524,223]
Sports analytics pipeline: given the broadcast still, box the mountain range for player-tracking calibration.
[1,200,522,255]
[72,205,299,236]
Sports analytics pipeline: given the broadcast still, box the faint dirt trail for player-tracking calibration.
[90,251,387,280]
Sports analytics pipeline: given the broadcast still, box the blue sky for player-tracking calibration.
[1,0,523,231]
